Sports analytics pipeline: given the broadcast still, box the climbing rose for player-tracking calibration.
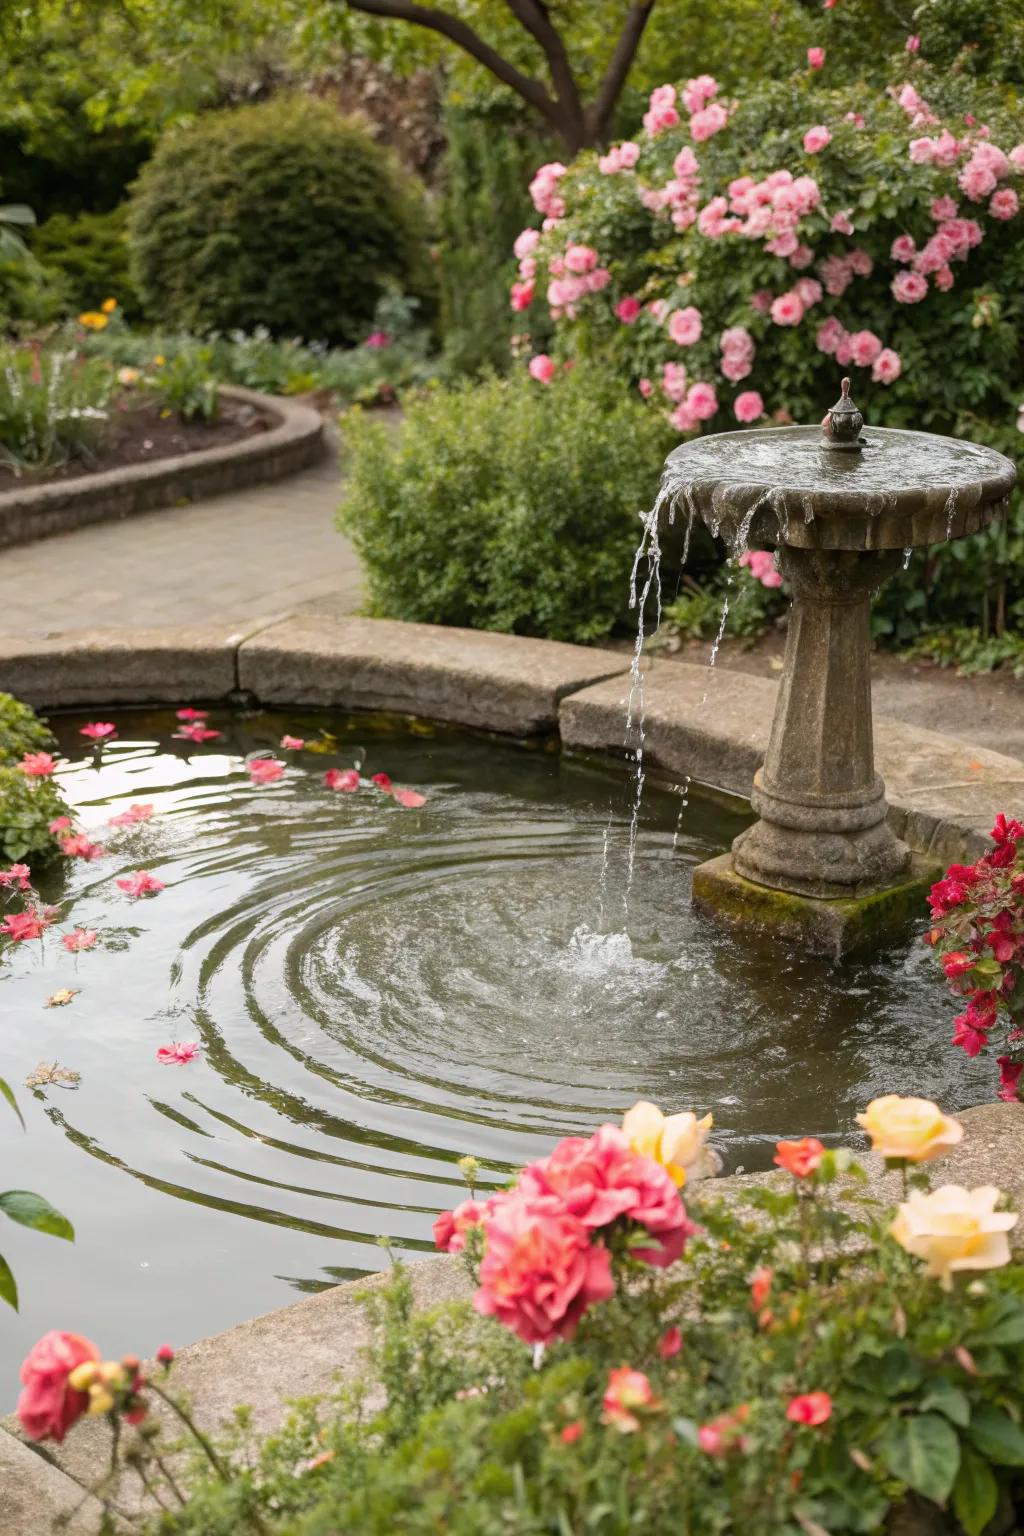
[564,244,598,274]
[433,1199,485,1254]
[685,382,718,422]
[990,188,1019,221]
[528,354,555,384]
[324,768,360,792]
[658,1326,683,1359]
[802,125,832,154]
[247,758,285,785]
[18,752,56,777]
[786,1392,832,1426]
[734,391,764,423]
[849,330,883,367]
[510,280,534,311]
[872,348,902,384]
[116,871,164,898]
[807,47,825,69]
[473,1194,614,1344]
[18,1332,100,1442]
[615,296,641,324]
[774,1138,825,1177]
[905,33,920,52]
[690,103,729,142]
[892,270,928,303]
[770,292,805,327]
[603,1367,657,1432]
[668,306,702,346]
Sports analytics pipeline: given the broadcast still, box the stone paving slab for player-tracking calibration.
[0,1427,108,1536]
[0,624,249,709]
[560,662,1024,860]
[237,615,630,735]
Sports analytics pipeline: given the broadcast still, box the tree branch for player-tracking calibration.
[586,0,658,144]
[344,0,561,127]
[503,0,584,143]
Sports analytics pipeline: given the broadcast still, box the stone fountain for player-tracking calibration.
[662,379,1017,956]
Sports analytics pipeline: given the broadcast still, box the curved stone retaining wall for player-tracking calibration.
[0,386,325,551]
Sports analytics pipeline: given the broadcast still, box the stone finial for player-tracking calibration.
[820,376,865,452]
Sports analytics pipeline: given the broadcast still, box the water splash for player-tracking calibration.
[902,546,912,571]
[623,499,664,907]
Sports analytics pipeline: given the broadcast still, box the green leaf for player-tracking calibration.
[0,1076,24,1130]
[968,1403,1024,1466]
[973,1310,1024,1347]
[953,1447,999,1536]
[920,1381,971,1429]
[0,1252,17,1310]
[878,1346,924,1397]
[878,1413,960,1504]
[0,1191,74,1241]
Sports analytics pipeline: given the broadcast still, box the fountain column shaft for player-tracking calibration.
[731,548,910,899]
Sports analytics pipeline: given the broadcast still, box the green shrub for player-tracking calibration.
[31,207,138,319]
[128,97,434,348]
[150,347,219,422]
[339,365,673,643]
[0,693,54,763]
[0,768,67,866]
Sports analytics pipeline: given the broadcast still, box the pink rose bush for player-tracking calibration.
[506,55,1024,468]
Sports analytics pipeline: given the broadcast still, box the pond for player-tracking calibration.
[0,707,971,1392]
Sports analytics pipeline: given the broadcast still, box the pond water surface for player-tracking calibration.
[0,709,975,1393]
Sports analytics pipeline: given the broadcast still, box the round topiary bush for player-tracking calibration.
[127,97,432,346]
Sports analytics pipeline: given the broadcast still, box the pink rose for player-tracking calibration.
[934,265,955,291]
[685,382,718,423]
[891,234,916,263]
[668,305,702,346]
[681,74,718,113]
[849,330,882,367]
[830,209,854,235]
[662,362,688,402]
[638,377,653,398]
[770,291,805,326]
[510,280,534,311]
[872,348,902,384]
[892,270,928,304]
[433,1198,485,1254]
[807,47,825,70]
[513,228,539,260]
[564,244,598,274]
[473,1195,614,1344]
[990,188,1019,221]
[794,277,822,308]
[749,289,773,313]
[528,354,556,384]
[931,195,959,221]
[815,317,846,355]
[734,391,764,423]
[669,403,698,433]
[905,34,920,52]
[690,104,729,142]
[18,1332,100,1442]
[802,125,832,154]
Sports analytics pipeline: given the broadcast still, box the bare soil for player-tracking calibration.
[610,630,1024,765]
[0,399,269,493]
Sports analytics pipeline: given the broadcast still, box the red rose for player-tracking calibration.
[17,1331,100,1442]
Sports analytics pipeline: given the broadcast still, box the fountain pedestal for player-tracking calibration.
[661,380,1017,957]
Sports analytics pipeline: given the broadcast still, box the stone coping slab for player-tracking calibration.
[6,1102,1024,1532]
[236,615,630,734]
[0,387,325,551]
[559,662,1024,861]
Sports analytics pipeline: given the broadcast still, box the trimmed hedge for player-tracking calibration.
[127,96,433,346]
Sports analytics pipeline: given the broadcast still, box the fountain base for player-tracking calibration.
[691,852,941,960]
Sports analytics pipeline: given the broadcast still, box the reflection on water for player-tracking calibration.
[0,710,970,1393]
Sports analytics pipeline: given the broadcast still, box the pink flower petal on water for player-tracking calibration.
[280,735,305,751]
[371,772,393,792]
[62,929,98,953]
[0,863,32,890]
[324,769,360,792]
[1,906,54,942]
[60,835,106,861]
[108,803,155,828]
[173,724,221,743]
[393,788,427,808]
[80,722,117,741]
[156,1041,201,1065]
[116,871,165,898]
[49,817,73,835]
[175,708,208,722]
[247,758,285,785]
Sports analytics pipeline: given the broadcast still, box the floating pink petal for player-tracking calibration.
[393,788,427,808]
[80,722,117,742]
[324,769,360,792]
[18,752,56,778]
[48,817,73,835]
[62,929,98,953]
[108,803,155,828]
[1,907,54,942]
[247,758,285,785]
[173,724,221,743]
[280,735,305,751]
[116,871,165,898]
[175,708,208,722]
[371,772,393,792]
[156,1041,201,1065]
[60,835,106,862]
[0,863,32,890]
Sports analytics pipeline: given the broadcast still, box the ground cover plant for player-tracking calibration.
[14,1092,1024,1535]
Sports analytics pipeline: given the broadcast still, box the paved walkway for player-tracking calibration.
[0,446,360,634]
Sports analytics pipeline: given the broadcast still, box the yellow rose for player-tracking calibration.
[890,1185,1017,1290]
[117,366,141,386]
[856,1095,963,1163]
[622,1101,713,1187]
[77,311,108,331]
[67,1361,98,1392]
[101,297,118,314]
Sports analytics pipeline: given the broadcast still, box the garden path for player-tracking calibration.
[0,447,360,634]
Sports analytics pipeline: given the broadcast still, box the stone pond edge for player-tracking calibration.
[0,386,326,552]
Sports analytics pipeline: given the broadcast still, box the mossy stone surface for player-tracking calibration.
[691,852,942,959]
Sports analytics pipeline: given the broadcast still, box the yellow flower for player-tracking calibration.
[101,297,118,314]
[622,1101,713,1187]
[77,311,108,331]
[152,354,165,367]
[890,1185,1017,1290]
[87,1387,115,1416]
[117,366,141,386]
[856,1096,963,1163]
[67,1362,98,1392]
